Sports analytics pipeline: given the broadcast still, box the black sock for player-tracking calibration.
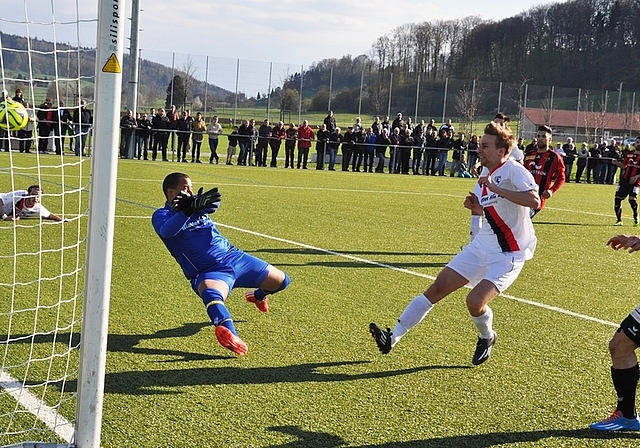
[612,364,639,419]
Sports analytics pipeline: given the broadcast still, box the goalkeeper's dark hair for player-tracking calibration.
[162,172,189,198]
[483,121,515,154]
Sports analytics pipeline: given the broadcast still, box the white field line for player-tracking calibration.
[217,223,619,328]
[0,370,74,443]
[123,214,617,328]
[118,177,616,218]
[3,211,612,445]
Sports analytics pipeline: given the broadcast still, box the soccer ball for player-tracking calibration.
[0,100,29,131]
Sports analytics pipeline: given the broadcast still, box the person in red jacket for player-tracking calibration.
[296,120,315,169]
[523,125,565,217]
[270,121,286,167]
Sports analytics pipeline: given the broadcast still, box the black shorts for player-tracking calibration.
[615,182,639,200]
[620,310,640,346]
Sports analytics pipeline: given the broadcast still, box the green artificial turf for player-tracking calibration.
[2,153,640,447]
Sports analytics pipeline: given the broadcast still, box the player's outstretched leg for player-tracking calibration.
[214,325,248,356]
[202,288,247,355]
[369,323,392,354]
[245,290,269,313]
[246,272,290,313]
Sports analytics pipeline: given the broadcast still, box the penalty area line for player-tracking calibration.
[218,223,619,328]
[0,369,75,443]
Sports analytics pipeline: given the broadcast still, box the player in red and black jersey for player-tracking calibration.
[612,137,640,226]
[523,125,565,217]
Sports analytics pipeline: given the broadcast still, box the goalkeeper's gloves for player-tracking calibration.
[171,187,221,216]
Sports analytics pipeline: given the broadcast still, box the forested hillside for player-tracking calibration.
[300,0,638,94]
[0,32,230,104]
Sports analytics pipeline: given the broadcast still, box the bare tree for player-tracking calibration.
[181,55,199,110]
[620,97,640,137]
[455,83,484,137]
[280,88,300,121]
[504,76,531,137]
[539,87,554,125]
[582,90,613,143]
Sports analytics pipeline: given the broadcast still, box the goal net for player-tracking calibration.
[0,1,123,447]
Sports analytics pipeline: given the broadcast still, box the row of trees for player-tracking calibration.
[285,0,639,119]
[450,0,640,88]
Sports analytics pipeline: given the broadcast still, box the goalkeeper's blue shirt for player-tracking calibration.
[152,203,236,280]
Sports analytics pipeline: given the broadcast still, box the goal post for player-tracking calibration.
[0,1,124,447]
[75,0,125,447]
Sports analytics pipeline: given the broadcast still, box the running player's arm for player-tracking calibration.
[463,192,482,215]
[551,156,566,191]
[464,192,483,241]
[482,181,540,209]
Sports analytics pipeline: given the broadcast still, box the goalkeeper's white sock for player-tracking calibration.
[391,294,434,346]
[471,306,494,340]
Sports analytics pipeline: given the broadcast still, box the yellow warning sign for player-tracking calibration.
[102,53,121,73]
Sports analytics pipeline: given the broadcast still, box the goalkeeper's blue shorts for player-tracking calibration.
[190,250,270,293]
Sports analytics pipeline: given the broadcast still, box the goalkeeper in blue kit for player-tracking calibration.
[152,172,291,355]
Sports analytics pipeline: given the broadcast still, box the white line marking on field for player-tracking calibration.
[122,213,618,326]
[0,370,74,443]
[217,223,619,328]
[119,177,615,217]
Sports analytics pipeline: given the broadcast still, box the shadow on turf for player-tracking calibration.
[8,322,225,363]
[275,260,450,269]
[266,426,640,447]
[532,221,586,226]
[251,248,455,257]
[57,361,468,395]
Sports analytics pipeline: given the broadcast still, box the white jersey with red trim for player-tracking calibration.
[15,201,51,219]
[472,160,538,260]
[0,190,27,216]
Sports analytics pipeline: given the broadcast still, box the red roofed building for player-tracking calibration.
[521,107,640,143]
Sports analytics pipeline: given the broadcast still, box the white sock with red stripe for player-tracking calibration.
[391,294,434,346]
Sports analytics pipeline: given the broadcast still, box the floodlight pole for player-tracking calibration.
[414,74,420,123]
[328,67,333,112]
[358,70,364,117]
[442,78,448,124]
[126,0,140,159]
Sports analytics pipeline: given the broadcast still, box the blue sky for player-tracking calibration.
[0,0,556,93]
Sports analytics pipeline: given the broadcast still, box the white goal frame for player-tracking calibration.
[74,0,125,447]
[0,1,124,447]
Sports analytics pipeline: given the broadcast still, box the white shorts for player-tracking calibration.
[446,244,526,293]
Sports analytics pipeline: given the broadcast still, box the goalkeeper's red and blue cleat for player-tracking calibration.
[590,410,640,431]
[215,325,248,356]
[245,290,269,313]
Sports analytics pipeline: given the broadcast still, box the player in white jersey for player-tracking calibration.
[370,122,540,365]
[0,190,27,217]
[1,185,65,221]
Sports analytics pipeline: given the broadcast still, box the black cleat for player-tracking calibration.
[472,331,497,365]
[369,323,392,354]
